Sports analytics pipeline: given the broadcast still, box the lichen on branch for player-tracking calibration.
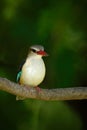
[0,77,87,101]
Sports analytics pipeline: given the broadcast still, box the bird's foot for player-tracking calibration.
[35,86,41,92]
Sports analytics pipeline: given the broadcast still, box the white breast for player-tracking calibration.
[20,56,46,87]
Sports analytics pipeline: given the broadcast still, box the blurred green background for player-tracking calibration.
[0,0,87,130]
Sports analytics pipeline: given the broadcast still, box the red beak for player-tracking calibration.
[37,50,48,56]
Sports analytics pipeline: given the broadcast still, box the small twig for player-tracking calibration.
[0,77,87,101]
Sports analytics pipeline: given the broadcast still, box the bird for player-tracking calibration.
[16,45,48,89]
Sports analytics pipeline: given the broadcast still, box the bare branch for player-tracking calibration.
[0,77,87,101]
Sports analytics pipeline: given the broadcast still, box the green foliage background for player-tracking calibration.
[0,0,87,130]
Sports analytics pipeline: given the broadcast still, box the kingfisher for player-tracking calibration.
[16,45,48,89]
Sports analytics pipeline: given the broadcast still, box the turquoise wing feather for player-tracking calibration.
[16,71,22,82]
[16,59,26,83]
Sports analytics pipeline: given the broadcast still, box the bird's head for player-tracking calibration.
[29,45,48,57]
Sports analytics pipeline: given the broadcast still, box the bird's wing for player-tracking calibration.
[16,59,26,83]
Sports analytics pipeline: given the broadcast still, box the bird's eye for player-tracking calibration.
[31,49,37,53]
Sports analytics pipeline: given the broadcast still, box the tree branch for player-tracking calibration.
[0,77,87,101]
